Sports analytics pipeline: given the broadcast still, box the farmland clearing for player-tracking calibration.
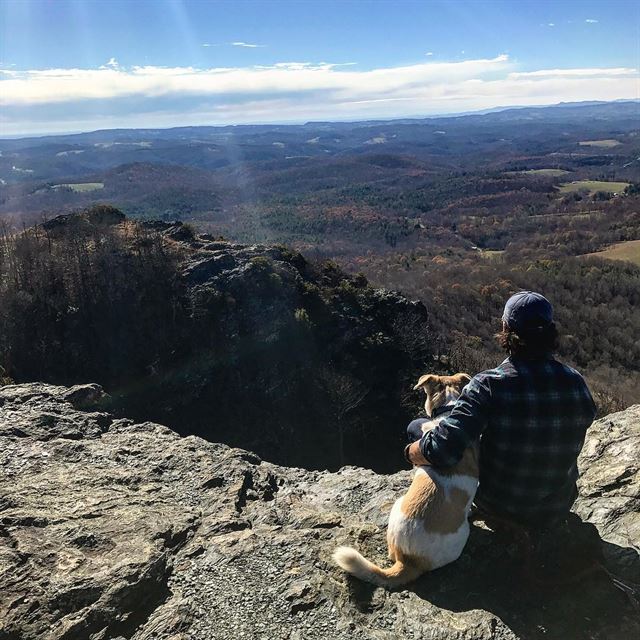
[557,180,630,196]
[507,168,571,177]
[578,139,622,148]
[583,240,640,266]
[52,183,105,192]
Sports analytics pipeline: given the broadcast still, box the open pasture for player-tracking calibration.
[578,139,622,148]
[53,182,105,192]
[583,240,640,266]
[557,180,630,195]
[506,169,571,177]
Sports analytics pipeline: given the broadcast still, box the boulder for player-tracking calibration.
[0,385,638,639]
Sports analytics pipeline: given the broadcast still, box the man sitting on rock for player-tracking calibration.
[405,291,599,575]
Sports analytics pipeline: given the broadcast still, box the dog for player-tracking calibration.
[413,373,472,429]
[333,372,478,588]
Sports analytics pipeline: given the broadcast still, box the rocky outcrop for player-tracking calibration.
[139,223,432,473]
[1,211,432,472]
[1,385,638,640]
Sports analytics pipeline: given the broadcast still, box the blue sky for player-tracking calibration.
[1,0,638,135]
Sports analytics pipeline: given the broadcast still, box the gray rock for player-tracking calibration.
[63,384,110,411]
[181,251,238,284]
[575,404,640,578]
[0,386,638,639]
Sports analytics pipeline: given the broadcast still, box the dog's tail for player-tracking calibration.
[332,546,424,588]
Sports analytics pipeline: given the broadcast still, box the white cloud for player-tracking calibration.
[231,41,265,48]
[509,67,635,78]
[426,52,434,56]
[203,42,264,48]
[0,56,513,106]
[99,58,120,70]
[548,23,555,27]
[1,55,638,135]
[585,19,598,24]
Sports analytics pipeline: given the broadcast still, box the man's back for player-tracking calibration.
[420,356,597,523]
[474,357,596,522]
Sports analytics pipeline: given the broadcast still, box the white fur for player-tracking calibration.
[386,468,478,570]
[333,373,477,587]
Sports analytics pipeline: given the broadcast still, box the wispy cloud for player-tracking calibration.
[202,41,266,49]
[509,67,635,78]
[1,55,637,135]
[426,52,434,56]
[585,19,599,24]
[231,41,266,48]
[547,23,555,27]
[99,58,120,70]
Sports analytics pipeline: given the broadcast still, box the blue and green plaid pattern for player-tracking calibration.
[420,357,597,522]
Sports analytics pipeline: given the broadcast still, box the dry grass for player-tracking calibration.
[578,139,622,148]
[583,240,640,266]
[479,249,505,261]
[507,168,571,177]
[557,180,630,195]
[53,182,105,193]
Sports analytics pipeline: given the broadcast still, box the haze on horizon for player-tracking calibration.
[1,0,638,137]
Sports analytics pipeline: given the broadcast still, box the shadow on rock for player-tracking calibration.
[421,519,638,640]
[351,515,639,640]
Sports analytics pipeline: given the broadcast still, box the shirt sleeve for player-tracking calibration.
[420,374,492,467]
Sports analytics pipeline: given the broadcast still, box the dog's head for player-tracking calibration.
[413,372,472,418]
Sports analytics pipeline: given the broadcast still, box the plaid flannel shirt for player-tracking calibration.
[420,356,597,523]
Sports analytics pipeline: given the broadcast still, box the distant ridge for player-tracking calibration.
[1,100,638,143]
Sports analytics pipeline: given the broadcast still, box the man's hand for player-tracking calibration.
[404,441,430,466]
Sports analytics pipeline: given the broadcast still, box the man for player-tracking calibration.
[405,291,597,528]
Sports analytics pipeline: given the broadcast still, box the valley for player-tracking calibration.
[1,101,639,411]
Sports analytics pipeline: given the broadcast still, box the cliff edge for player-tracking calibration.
[0,383,638,640]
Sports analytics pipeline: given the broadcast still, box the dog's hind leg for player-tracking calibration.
[387,532,397,561]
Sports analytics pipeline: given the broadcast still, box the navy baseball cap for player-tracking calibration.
[502,291,554,335]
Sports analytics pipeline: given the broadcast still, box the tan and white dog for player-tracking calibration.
[333,373,478,588]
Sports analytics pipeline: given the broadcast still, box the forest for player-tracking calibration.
[0,101,638,416]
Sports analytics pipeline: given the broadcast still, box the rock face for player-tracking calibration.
[1,384,638,640]
[1,211,432,472]
[150,225,432,473]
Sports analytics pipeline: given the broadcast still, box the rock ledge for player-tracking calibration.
[0,384,638,640]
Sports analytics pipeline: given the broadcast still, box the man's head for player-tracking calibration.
[498,291,559,358]
[502,291,553,335]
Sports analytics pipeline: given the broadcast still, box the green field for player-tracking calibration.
[557,180,630,195]
[584,240,640,266]
[578,139,622,148]
[519,169,571,177]
[53,182,104,192]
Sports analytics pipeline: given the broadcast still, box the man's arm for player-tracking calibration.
[406,375,492,467]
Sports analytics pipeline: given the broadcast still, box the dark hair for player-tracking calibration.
[496,322,560,359]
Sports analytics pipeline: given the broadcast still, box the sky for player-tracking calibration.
[1,0,639,136]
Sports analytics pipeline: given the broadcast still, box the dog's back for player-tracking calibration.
[388,445,479,570]
[333,372,478,587]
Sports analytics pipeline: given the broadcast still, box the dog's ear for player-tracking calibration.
[413,374,442,392]
[446,373,471,393]
[454,373,472,387]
